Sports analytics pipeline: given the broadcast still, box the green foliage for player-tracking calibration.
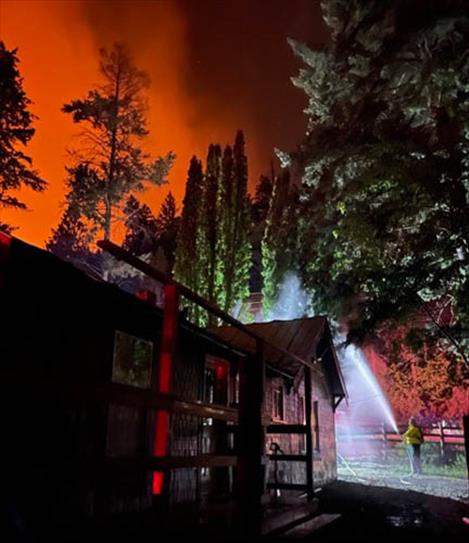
[220,131,251,313]
[174,132,252,326]
[280,0,469,352]
[261,170,301,314]
[199,144,222,314]
[0,41,47,232]
[174,156,204,322]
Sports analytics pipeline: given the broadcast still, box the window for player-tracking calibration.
[108,331,153,459]
[273,385,284,421]
[112,330,153,388]
[313,401,320,453]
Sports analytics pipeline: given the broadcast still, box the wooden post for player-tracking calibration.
[304,366,314,500]
[152,283,179,496]
[236,339,265,538]
[438,421,446,462]
[463,415,469,498]
[381,423,387,462]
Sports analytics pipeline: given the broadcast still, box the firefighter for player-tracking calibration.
[402,417,424,475]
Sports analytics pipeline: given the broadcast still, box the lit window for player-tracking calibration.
[112,330,153,388]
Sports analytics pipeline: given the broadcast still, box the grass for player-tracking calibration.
[340,444,468,479]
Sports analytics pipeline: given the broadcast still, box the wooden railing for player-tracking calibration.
[337,424,465,446]
[337,423,466,462]
[1,378,240,468]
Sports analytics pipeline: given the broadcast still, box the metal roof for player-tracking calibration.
[210,317,346,399]
[210,317,323,366]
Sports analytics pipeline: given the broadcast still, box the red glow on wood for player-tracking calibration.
[152,472,165,495]
[0,232,12,290]
[152,283,178,495]
[136,289,157,305]
[215,360,229,380]
[0,231,12,265]
[154,410,169,456]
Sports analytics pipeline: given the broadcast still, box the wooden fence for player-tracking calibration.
[337,423,465,460]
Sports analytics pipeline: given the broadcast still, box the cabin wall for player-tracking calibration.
[168,331,205,506]
[265,369,337,490]
[168,338,239,509]
[0,242,167,527]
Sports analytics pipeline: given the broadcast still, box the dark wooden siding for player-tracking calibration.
[265,369,337,490]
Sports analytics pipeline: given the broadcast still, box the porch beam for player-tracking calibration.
[267,454,308,462]
[304,366,314,500]
[98,239,313,370]
[236,338,265,538]
[266,424,307,434]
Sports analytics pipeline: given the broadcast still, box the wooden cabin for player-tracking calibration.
[0,233,345,540]
[211,318,346,493]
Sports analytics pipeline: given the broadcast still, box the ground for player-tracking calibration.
[302,480,469,542]
[337,461,468,501]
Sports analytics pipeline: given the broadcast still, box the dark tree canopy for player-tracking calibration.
[122,195,158,256]
[61,42,174,242]
[275,0,469,362]
[0,41,46,233]
[174,155,204,290]
[155,191,179,274]
[45,207,89,262]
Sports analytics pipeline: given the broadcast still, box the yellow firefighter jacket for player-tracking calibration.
[403,423,423,445]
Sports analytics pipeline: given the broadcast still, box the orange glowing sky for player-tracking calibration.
[0,0,324,247]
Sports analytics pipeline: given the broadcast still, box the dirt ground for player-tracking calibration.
[337,463,468,501]
[297,480,469,542]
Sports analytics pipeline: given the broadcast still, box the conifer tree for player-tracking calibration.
[251,175,273,225]
[62,43,174,243]
[46,207,89,262]
[261,170,300,313]
[278,0,469,357]
[122,195,158,255]
[249,175,274,296]
[201,144,222,313]
[175,133,252,324]
[156,191,179,274]
[0,42,46,233]
[220,131,252,314]
[174,157,204,319]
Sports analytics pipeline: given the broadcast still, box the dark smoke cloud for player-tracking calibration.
[176,0,327,175]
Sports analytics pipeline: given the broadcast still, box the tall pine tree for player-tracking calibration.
[220,131,251,314]
[156,191,179,274]
[174,133,252,325]
[46,165,96,259]
[62,42,174,242]
[282,0,469,353]
[201,144,222,314]
[174,156,204,321]
[0,42,46,233]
